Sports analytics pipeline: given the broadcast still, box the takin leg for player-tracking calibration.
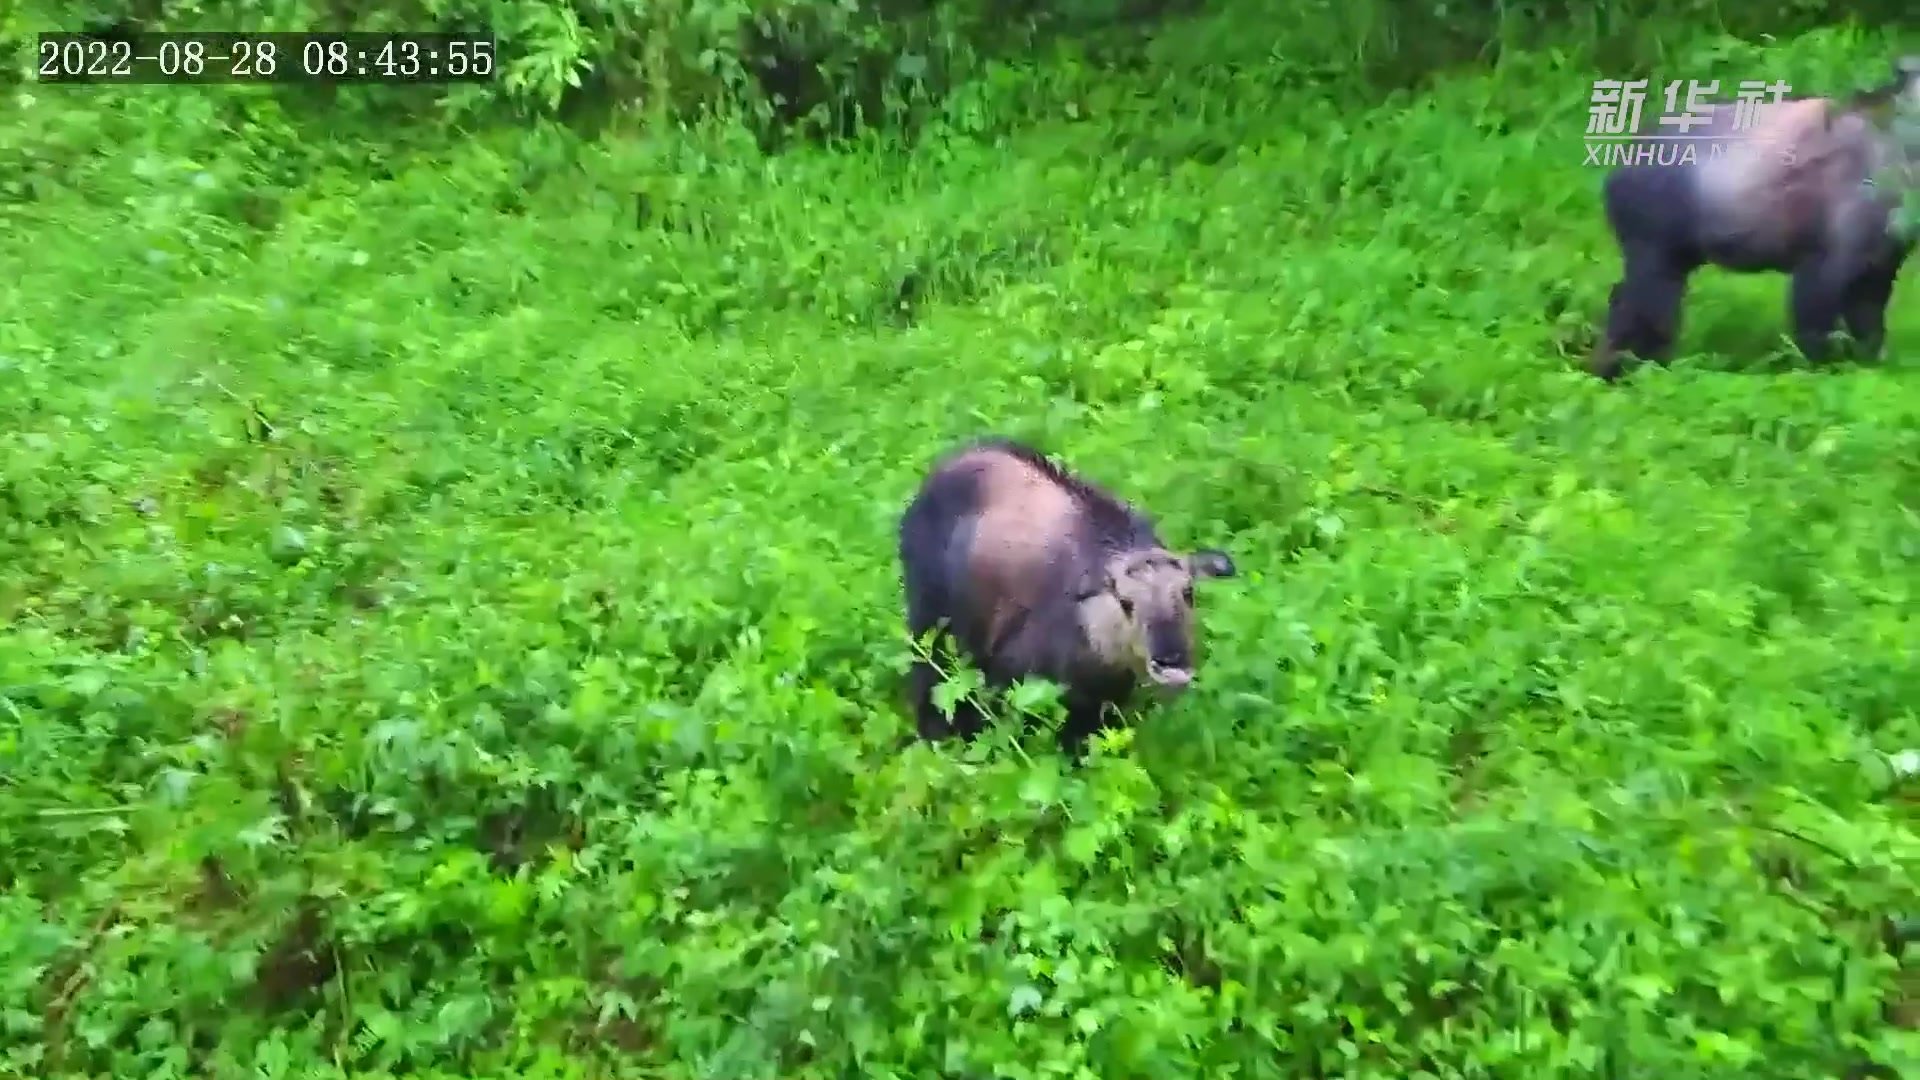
[1593,166,1699,380]
[902,592,961,741]
[908,636,989,741]
[905,641,942,738]
[1841,263,1899,361]
[1593,249,1690,380]
[1787,254,1853,364]
[907,656,952,740]
[1055,697,1110,762]
[903,603,988,741]
[1055,687,1133,761]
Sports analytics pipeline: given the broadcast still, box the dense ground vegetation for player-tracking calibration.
[3,2,1918,1077]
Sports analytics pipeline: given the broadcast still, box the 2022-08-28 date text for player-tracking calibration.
[35,31,496,85]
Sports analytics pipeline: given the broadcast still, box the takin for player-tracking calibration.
[1591,56,1920,379]
[896,437,1236,756]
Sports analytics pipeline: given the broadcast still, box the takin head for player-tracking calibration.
[1857,54,1920,112]
[1073,545,1236,694]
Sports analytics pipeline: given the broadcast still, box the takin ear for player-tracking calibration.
[1187,549,1236,579]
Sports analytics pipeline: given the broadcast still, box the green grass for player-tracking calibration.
[3,16,1918,1080]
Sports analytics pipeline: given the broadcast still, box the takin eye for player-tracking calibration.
[1117,597,1135,616]
[1181,585,1194,605]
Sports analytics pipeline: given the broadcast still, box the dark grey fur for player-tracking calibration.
[896,437,1235,756]
[1593,58,1918,379]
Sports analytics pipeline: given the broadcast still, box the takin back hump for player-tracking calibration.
[1604,96,1881,274]
[1691,97,1894,271]
[939,440,1155,648]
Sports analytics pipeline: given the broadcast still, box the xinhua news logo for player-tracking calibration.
[1583,78,1794,166]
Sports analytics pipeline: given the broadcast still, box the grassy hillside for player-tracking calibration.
[2,13,1917,1079]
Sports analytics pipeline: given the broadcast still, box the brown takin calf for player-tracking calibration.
[896,437,1236,756]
